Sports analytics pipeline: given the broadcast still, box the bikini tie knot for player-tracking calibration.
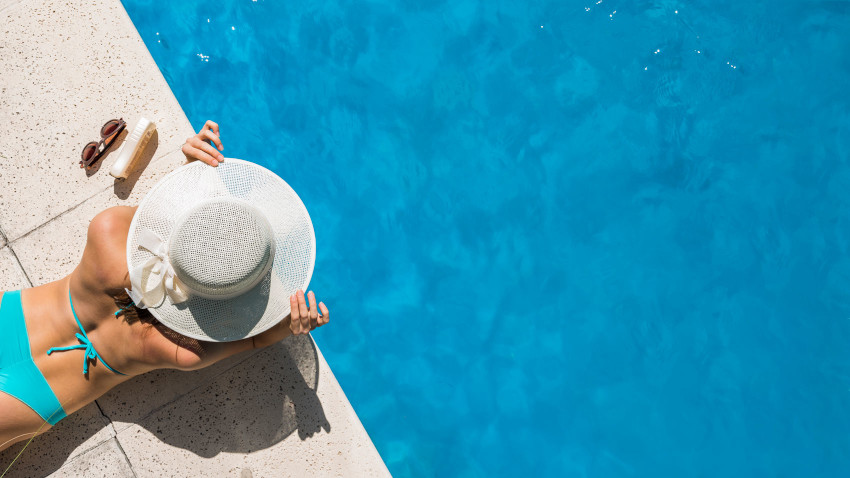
[79,333,99,373]
[46,333,101,375]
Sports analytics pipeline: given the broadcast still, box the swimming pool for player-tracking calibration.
[122,0,850,475]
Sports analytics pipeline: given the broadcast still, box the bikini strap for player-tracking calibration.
[45,290,127,376]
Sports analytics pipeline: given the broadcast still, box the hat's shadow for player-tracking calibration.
[113,334,330,457]
[0,335,328,476]
[175,271,273,341]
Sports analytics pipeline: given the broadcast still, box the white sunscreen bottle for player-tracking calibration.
[110,117,156,179]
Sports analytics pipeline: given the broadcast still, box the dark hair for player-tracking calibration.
[112,290,205,356]
[112,290,158,326]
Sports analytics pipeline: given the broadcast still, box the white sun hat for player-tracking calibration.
[125,159,315,342]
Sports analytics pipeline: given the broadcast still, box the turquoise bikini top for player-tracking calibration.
[46,290,127,376]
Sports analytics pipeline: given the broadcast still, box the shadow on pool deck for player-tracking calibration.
[0,335,329,477]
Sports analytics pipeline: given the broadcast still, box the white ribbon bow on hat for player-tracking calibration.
[126,228,190,308]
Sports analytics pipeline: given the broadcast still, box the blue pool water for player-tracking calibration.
[122,1,850,475]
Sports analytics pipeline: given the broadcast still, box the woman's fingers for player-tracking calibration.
[181,142,217,167]
[307,291,318,329]
[182,121,223,167]
[190,136,223,159]
[190,137,224,164]
[200,129,224,151]
[307,291,318,320]
[318,302,329,326]
[297,290,310,334]
[289,293,301,334]
[201,120,220,136]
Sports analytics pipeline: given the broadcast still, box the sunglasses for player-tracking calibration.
[80,118,126,169]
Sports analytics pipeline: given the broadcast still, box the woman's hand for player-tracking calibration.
[289,290,330,336]
[252,290,330,349]
[181,120,224,166]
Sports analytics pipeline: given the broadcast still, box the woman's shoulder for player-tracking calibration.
[87,206,137,251]
[79,206,138,292]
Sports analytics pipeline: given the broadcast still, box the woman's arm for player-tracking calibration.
[174,290,329,371]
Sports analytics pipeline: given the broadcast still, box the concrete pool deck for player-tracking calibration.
[0,0,388,476]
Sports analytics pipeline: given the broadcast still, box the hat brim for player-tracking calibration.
[126,159,315,342]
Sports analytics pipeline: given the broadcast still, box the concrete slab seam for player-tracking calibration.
[50,436,134,476]
[89,400,141,477]
[4,244,33,288]
[111,436,139,478]
[66,436,118,469]
[93,400,118,439]
[7,146,183,244]
[7,188,111,244]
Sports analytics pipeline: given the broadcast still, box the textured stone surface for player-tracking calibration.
[47,438,135,478]
[0,246,30,289]
[0,0,194,241]
[0,1,20,14]
[116,337,389,478]
[0,404,114,478]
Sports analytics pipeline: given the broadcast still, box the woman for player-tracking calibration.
[0,121,329,452]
